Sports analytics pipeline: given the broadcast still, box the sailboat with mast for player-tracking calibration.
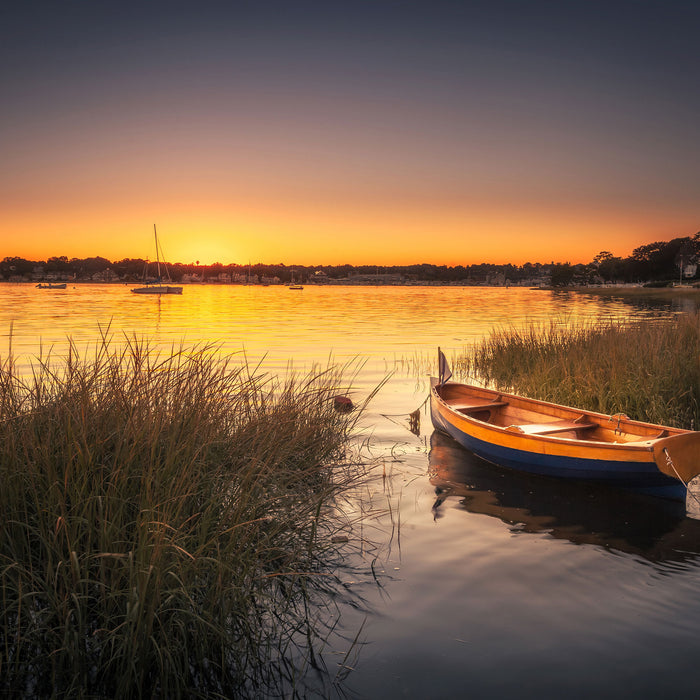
[131,225,183,295]
[288,269,303,290]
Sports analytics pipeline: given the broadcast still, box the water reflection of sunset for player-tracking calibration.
[0,284,682,381]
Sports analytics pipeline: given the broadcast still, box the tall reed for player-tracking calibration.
[459,313,699,429]
[0,334,371,698]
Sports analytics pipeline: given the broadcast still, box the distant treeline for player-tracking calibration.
[2,233,698,285]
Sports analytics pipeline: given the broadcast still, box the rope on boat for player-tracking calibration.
[663,447,700,507]
[608,412,629,435]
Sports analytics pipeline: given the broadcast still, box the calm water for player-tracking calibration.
[2,282,699,698]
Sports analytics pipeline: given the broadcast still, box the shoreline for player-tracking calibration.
[4,279,700,295]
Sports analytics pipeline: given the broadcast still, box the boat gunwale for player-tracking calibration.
[430,378,689,453]
[429,375,700,500]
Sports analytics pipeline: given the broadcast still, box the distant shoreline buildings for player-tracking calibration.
[1,233,698,288]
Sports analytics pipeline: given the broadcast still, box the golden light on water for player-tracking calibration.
[0,283,676,379]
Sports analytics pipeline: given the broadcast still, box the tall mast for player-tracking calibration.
[153,224,161,281]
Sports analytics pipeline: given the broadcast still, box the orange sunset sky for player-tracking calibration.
[1,1,698,266]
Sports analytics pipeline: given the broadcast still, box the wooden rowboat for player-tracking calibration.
[430,354,700,502]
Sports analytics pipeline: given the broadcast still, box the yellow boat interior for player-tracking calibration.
[435,382,685,445]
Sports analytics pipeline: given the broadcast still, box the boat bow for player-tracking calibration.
[653,433,700,484]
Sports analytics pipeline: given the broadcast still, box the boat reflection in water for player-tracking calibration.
[428,430,700,565]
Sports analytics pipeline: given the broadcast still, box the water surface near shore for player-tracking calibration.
[2,282,699,698]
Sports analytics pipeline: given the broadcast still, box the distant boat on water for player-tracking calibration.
[288,269,303,290]
[36,283,67,289]
[131,225,183,295]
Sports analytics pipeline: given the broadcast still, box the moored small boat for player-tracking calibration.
[36,283,67,289]
[287,269,303,289]
[131,285,183,295]
[131,225,183,295]
[430,351,700,501]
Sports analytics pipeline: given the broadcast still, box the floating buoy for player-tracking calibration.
[333,395,354,412]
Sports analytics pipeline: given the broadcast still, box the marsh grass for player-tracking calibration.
[458,313,699,429]
[0,333,373,698]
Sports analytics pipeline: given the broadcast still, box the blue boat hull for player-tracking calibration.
[431,396,688,501]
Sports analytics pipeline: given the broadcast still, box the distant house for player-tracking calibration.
[92,269,120,282]
[683,262,697,278]
[347,271,403,284]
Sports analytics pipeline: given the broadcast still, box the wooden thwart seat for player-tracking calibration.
[506,420,596,436]
[449,400,508,414]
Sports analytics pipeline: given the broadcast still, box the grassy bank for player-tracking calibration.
[0,337,370,698]
[457,313,699,429]
[566,285,700,301]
